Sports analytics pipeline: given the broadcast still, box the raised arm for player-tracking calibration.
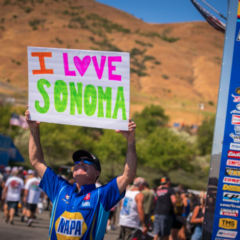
[25,109,47,178]
[135,192,148,235]
[116,119,137,195]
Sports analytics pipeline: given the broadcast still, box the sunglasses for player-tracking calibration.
[75,159,98,170]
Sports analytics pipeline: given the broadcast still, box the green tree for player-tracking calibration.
[133,105,169,134]
[0,104,12,135]
[96,129,127,178]
[39,123,96,167]
[197,115,215,156]
[137,128,195,175]
[14,123,98,169]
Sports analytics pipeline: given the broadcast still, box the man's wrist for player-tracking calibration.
[127,140,135,145]
[30,125,40,132]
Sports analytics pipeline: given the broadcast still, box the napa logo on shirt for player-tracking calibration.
[55,211,87,240]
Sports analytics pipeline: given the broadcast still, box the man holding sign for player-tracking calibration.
[25,47,141,239]
[25,109,139,240]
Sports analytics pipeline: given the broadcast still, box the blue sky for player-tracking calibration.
[95,0,228,24]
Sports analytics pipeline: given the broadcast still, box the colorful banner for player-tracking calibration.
[211,1,240,239]
[28,47,130,130]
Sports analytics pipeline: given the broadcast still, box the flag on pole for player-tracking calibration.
[191,0,226,33]
[10,113,29,129]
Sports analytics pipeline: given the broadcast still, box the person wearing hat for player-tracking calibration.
[23,171,43,226]
[1,169,24,224]
[153,177,176,240]
[119,177,148,239]
[25,109,137,240]
[21,169,35,223]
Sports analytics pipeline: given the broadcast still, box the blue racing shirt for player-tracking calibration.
[39,167,125,240]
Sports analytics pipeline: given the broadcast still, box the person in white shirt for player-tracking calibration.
[1,170,24,224]
[119,177,147,240]
[24,171,43,226]
[21,169,34,222]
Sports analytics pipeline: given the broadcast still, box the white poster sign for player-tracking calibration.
[28,47,130,130]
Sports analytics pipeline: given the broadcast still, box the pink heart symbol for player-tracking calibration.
[73,56,91,77]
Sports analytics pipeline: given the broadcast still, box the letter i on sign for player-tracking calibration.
[31,52,54,74]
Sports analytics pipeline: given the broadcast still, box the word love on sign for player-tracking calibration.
[28,47,130,130]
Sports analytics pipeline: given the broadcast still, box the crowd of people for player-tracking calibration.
[114,176,206,240]
[0,166,206,240]
[0,166,44,226]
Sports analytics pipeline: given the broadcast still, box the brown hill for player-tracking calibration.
[0,0,224,125]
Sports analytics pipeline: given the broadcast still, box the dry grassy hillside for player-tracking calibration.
[0,0,224,125]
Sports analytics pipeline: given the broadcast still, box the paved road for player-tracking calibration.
[0,210,119,240]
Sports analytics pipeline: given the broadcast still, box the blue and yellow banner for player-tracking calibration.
[211,1,240,239]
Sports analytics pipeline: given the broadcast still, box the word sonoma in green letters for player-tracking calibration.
[35,79,127,120]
